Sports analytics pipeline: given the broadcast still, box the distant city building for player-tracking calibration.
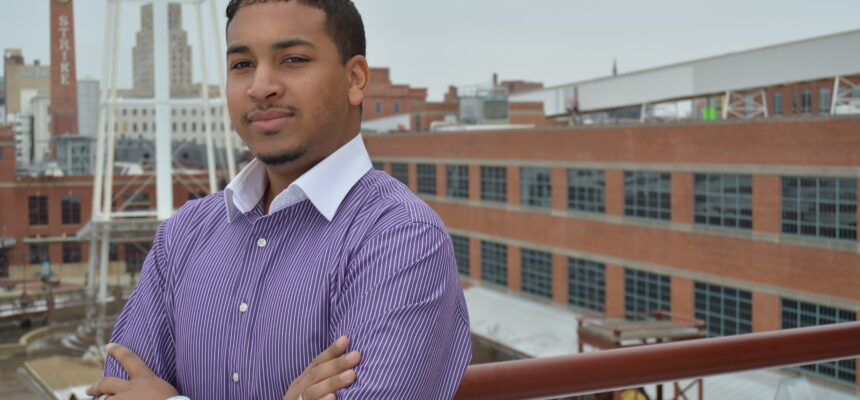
[363,67,427,121]
[131,3,195,98]
[365,30,860,390]
[511,29,860,124]
[77,79,99,136]
[3,49,50,119]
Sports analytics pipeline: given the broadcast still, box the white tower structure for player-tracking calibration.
[81,0,238,351]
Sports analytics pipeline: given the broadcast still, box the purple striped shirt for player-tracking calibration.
[104,167,472,398]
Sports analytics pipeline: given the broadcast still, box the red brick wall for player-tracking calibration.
[365,118,860,326]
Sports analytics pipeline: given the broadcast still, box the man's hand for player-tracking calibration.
[284,336,361,400]
[86,343,179,400]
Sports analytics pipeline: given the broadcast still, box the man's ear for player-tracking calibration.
[346,55,370,106]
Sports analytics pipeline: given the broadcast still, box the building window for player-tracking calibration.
[109,243,118,261]
[568,169,605,213]
[772,92,783,116]
[451,234,470,276]
[446,165,469,199]
[782,298,856,383]
[694,174,752,229]
[29,196,48,225]
[61,195,81,225]
[818,88,831,114]
[781,176,856,241]
[800,90,812,114]
[126,244,150,273]
[791,91,798,114]
[480,240,507,286]
[371,161,384,170]
[480,166,507,203]
[375,100,383,114]
[521,249,552,299]
[624,171,671,221]
[391,163,409,186]
[624,268,671,314]
[568,258,605,313]
[29,243,50,265]
[62,242,82,263]
[417,164,437,195]
[393,100,401,114]
[520,167,551,208]
[694,282,752,337]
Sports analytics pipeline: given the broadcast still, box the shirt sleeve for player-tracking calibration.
[103,222,177,386]
[334,221,472,399]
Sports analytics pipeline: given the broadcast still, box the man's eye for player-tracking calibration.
[283,57,308,64]
[231,61,252,70]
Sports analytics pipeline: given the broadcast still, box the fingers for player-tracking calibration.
[307,336,349,369]
[302,350,360,399]
[303,366,357,400]
[86,377,130,396]
[106,343,155,379]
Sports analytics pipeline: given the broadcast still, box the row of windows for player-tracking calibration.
[109,121,229,134]
[119,107,224,117]
[28,242,152,269]
[453,234,856,383]
[373,100,402,115]
[382,162,857,241]
[772,87,860,116]
[28,195,81,226]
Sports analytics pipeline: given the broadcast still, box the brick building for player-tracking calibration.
[363,67,428,120]
[0,125,205,277]
[365,116,860,388]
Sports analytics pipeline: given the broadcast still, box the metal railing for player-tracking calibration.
[454,321,860,399]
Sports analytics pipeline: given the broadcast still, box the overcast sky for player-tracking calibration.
[1,0,859,101]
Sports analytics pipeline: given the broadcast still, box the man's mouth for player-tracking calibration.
[247,109,295,131]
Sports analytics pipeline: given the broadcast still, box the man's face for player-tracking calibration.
[226,2,357,169]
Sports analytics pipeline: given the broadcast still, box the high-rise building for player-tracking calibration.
[132,3,194,98]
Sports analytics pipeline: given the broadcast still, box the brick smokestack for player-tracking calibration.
[50,0,79,137]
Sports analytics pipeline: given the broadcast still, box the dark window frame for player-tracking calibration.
[568,258,605,313]
[446,165,469,199]
[520,249,552,299]
[693,173,753,230]
[568,169,605,213]
[624,171,671,221]
[694,282,752,337]
[416,164,437,195]
[480,240,507,286]
[520,167,552,208]
[480,166,507,203]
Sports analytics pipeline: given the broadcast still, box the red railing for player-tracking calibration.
[454,321,860,399]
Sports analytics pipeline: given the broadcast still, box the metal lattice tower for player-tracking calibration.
[79,0,238,353]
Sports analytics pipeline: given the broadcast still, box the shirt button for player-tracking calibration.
[239,302,249,313]
[257,238,267,248]
[232,372,240,383]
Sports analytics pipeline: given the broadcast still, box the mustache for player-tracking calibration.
[242,104,298,123]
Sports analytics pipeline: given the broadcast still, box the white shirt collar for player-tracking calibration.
[224,133,372,223]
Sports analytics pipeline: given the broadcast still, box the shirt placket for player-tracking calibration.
[228,216,272,398]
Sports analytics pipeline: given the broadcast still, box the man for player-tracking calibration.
[86,0,471,398]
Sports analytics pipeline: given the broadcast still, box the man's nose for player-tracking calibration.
[247,64,284,102]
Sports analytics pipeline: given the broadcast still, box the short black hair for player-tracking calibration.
[225,0,366,65]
